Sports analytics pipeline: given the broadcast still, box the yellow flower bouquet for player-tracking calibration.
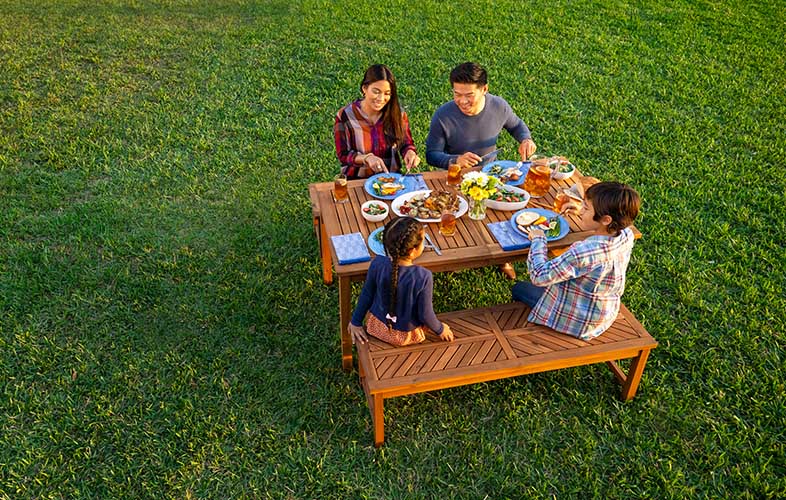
[460,171,499,220]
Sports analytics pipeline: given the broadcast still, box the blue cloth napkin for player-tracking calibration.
[487,221,531,251]
[409,174,428,190]
[331,232,371,265]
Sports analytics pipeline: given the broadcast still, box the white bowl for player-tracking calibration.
[485,185,531,211]
[361,200,389,222]
[551,162,576,180]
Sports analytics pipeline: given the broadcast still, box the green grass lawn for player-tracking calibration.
[1,0,784,497]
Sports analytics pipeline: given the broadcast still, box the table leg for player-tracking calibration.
[318,217,333,285]
[339,275,353,372]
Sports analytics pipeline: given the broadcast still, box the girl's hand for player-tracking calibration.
[364,154,388,174]
[439,323,454,342]
[348,323,368,344]
[526,226,546,240]
[404,149,421,170]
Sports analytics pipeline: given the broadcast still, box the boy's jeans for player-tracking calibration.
[511,281,545,308]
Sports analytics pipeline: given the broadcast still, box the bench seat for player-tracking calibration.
[356,302,657,447]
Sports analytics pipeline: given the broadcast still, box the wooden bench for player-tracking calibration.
[356,302,657,447]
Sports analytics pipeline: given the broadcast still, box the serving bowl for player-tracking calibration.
[361,200,389,222]
[551,161,576,180]
[485,185,531,211]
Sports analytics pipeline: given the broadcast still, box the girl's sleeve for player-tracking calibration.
[526,236,588,286]
[334,111,361,178]
[351,262,377,326]
[399,110,417,157]
[416,272,444,334]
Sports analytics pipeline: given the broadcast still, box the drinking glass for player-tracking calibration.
[438,210,457,237]
[334,174,349,203]
[447,160,462,186]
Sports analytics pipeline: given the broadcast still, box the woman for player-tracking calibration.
[334,64,421,179]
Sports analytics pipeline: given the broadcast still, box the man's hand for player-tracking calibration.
[518,138,537,161]
[348,323,368,344]
[454,151,482,169]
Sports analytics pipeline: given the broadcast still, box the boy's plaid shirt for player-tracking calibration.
[527,227,635,340]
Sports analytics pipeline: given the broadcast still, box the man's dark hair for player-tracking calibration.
[585,182,640,236]
[449,62,487,86]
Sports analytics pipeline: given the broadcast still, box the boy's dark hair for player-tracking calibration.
[449,62,487,86]
[585,182,640,236]
[382,217,424,329]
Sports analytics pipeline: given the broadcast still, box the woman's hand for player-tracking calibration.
[518,138,537,161]
[363,154,388,174]
[348,323,368,345]
[404,149,421,171]
[439,323,454,342]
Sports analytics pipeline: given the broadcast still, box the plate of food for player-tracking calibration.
[482,160,530,186]
[510,208,569,241]
[485,184,531,211]
[391,189,469,223]
[368,227,386,256]
[364,172,414,199]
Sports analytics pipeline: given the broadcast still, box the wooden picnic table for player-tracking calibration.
[308,169,640,372]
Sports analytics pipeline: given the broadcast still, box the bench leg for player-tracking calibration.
[372,394,385,447]
[620,349,651,401]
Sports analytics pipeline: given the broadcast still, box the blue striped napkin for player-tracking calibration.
[331,233,371,265]
[487,221,531,251]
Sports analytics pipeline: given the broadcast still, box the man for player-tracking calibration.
[426,61,537,170]
[426,62,537,279]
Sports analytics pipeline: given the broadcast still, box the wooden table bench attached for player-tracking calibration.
[356,302,657,447]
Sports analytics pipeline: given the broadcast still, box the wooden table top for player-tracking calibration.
[310,169,639,279]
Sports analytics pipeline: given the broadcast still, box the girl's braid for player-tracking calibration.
[386,219,423,329]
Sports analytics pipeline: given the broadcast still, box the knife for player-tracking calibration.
[423,233,442,255]
[479,148,501,164]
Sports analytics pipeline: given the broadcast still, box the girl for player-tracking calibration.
[348,217,454,346]
[334,64,421,179]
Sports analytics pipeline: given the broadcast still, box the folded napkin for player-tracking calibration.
[487,221,531,251]
[409,174,428,190]
[331,232,371,265]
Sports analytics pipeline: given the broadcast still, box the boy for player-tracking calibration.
[512,182,641,340]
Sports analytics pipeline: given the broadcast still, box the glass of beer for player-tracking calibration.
[334,174,349,203]
[447,160,462,186]
[439,210,457,237]
[523,161,552,198]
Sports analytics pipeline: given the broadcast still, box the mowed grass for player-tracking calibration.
[1,0,784,497]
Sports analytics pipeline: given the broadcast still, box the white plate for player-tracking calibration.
[390,189,469,223]
[485,185,531,211]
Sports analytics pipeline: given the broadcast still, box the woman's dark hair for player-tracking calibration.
[585,182,640,236]
[361,64,405,147]
[449,62,488,86]
[382,216,424,329]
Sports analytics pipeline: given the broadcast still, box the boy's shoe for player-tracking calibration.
[499,263,516,280]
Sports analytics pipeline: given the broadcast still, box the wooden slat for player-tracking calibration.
[379,353,409,380]
[432,344,461,371]
[444,343,472,370]
[393,351,423,378]
[484,342,503,363]
[471,339,496,365]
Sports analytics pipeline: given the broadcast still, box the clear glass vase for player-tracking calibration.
[468,197,487,220]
